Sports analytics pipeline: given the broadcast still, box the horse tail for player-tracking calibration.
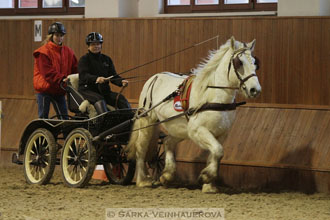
[126,74,160,161]
[126,116,140,160]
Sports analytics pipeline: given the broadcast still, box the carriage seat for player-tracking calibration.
[66,74,116,118]
[66,74,98,118]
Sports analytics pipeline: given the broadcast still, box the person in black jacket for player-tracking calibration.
[78,32,130,114]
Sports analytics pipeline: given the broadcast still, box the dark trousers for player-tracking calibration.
[79,84,130,109]
[36,93,68,119]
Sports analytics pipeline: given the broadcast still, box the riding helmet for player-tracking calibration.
[86,32,103,45]
[48,22,66,35]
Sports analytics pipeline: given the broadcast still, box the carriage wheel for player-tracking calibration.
[103,144,135,185]
[146,141,165,181]
[23,128,57,185]
[61,128,96,188]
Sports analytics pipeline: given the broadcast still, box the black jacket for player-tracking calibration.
[78,51,123,93]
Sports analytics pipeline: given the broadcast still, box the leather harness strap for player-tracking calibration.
[187,101,246,116]
[178,75,196,112]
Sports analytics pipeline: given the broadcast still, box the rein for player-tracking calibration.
[95,100,246,141]
[116,35,219,77]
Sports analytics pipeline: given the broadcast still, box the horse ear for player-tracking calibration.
[248,39,256,51]
[230,36,236,50]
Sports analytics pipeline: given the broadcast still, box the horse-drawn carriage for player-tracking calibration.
[13,37,261,193]
[11,74,165,188]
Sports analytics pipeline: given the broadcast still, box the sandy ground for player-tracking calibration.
[0,166,330,220]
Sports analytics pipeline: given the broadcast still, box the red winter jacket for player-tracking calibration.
[33,41,77,95]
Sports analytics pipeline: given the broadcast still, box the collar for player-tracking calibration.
[88,50,101,58]
[46,41,63,52]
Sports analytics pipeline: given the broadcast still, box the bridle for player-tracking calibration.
[207,47,257,91]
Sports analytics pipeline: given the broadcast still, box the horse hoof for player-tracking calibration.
[136,180,153,188]
[202,183,219,194]
[152,180,162,187]
[160,172,174,186]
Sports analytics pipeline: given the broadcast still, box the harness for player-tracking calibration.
[139,47,257,122]
[174,74,246,121]
[177,75,195,112]
[96,47,257,140]
[208,47,257,91]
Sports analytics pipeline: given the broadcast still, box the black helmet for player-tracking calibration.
[86,32,103,45]
[48,22,66,35]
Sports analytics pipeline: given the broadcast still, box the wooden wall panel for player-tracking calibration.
[175,106,330,172]
[0,17,330,105]
[170,105,330,193]
[1,17,330,177]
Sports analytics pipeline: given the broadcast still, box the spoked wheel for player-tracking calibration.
[61,128,96,188]
[103,144,135,185]
[23,128,57,185]
[146,141,165,181]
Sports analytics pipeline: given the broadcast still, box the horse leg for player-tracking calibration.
[188,126,223,193]
[159,136,181,186]
[135,118,155,187]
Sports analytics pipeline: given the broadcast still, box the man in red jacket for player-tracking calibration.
[33,22,78,119]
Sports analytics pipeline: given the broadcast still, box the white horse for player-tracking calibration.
[127,37,261,193]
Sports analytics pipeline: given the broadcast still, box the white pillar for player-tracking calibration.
[278,0,330,16]
[319,0,330,16]
[138,0,163,17]
[119,0,138,17]
[85,0,141,18]
[85,0,119,18]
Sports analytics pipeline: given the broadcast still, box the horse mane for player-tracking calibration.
[192,40,231,77]
[190,39,233,100]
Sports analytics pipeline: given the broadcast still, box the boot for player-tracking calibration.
[94,100,108,115]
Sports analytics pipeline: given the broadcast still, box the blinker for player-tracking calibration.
[233,56,242,70]
[254,56,260,70]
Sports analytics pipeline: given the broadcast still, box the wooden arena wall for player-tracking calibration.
[0,17,330,104]
[0,17,330,192]
[175,104,330,193]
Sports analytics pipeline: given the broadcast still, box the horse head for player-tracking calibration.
[228,36,262,98]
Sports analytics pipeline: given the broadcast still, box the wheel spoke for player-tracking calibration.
[74,138,78,149]
[81,166,86,172]
[69,146,76,157]
[33,142,38,156]
[77,142,87,157]
[74,169,78,181]
[78,137,82,147]
[74,139,79,155]
[35,167,40,180]
[69,169,74,179]
[37,137,43,155]
[44,144,49,151]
